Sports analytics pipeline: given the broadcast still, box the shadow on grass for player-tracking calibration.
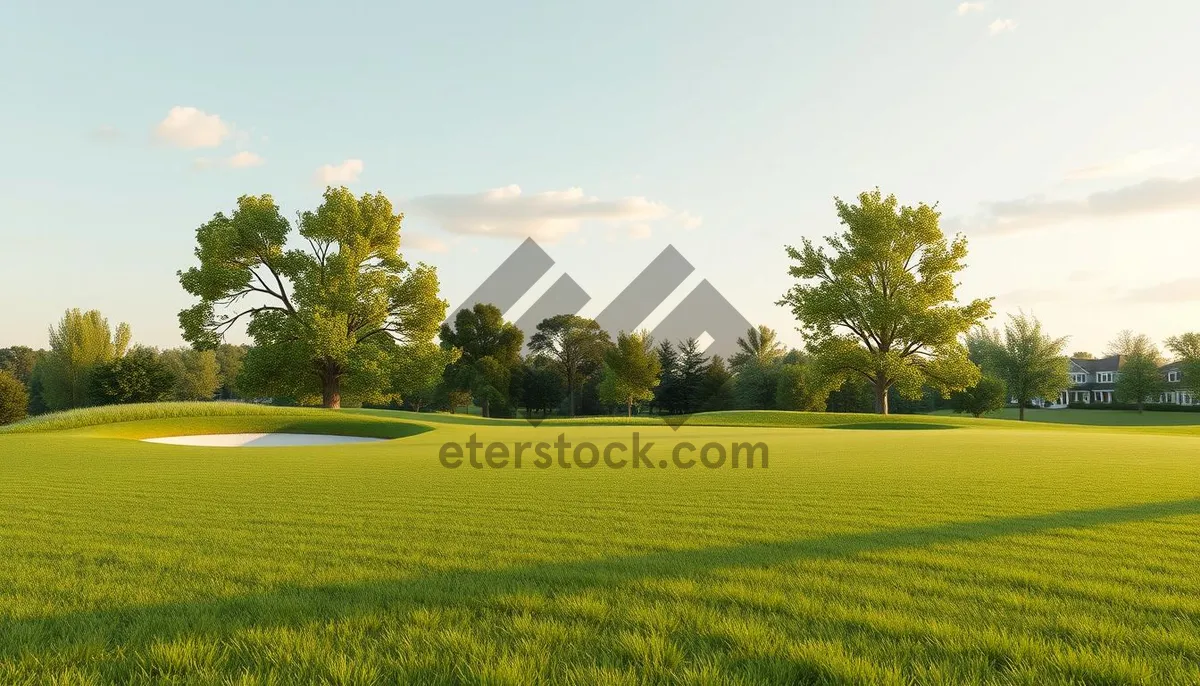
[5,498,1200,659]
[824,422,959,431]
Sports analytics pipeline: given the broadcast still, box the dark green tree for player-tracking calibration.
[439,303,523,417]
[178,188,446,408]
[779,189,992,414]
[88,347,175,405]
[527,314,610,416]
[0,370,29,425]
[949,375,1007,418]
[0,347,41,386]
[1166,333,1200,396]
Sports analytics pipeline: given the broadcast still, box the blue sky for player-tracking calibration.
[2,1,1199,355]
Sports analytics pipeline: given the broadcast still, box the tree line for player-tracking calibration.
[4,186,1199,425]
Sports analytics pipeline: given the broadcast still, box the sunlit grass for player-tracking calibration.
[2,407,1200,683]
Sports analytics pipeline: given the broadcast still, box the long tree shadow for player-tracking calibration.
[6,497,1200,660]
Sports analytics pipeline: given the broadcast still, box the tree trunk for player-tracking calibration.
[1019,403,1025,421]
[567,374,576,417]
[321,374,341,409]
[626,397,633,417]
[873,381,889,415]
[482,397,490,418]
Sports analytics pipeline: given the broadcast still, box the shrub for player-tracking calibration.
[0,370,29,425]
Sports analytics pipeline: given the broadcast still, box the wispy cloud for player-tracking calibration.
[154,106,230,149]
[958,174,1200,235]
[957,2,985,16]
[314,159,364,185]
[989,18,1017,34]
[1122,278,1200,304]
[407,185,697,242]
[193,151,265,170]
[1065,146,1192,180]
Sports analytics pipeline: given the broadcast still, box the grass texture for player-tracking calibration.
[2,404,1200,684]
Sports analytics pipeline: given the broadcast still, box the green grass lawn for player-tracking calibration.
[3,405,1200,684]
[933,407,1200,426]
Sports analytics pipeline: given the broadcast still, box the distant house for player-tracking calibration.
[1051,355,1194,407]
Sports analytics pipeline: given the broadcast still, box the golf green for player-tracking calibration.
[2,403,1199,684]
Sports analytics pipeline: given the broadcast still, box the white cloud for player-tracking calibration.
[193,152,265,170]
[154,106,230,149]
[1065,146,1192,180]
[957,2,985,16]
[1122,278,1200,303]
[315,159,364,185]
[228,151,265,168]
[404,233,449,253]
[407,185,693,242]
[628,224,652,240]
[959,174,1200,235]
[989,18,1017,34]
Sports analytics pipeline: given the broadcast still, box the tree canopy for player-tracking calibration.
[1108,330,1163,412]
[439,303,522,417]
[178,187,446,408]
[0,370,28,426]
[37,309,131,411]
[599,330,661,417]
[528,314,610,417]
[729,325,786,371]
[1166,333,1200,396]
[779,189,992,414]
[971,312,1069,420]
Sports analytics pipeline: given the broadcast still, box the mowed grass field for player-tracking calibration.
[2,405,1200,684]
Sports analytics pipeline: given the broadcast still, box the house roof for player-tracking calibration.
[1070,355,1122,373]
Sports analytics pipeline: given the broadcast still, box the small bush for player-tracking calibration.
[0,370,30,426]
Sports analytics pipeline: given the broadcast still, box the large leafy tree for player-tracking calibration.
[528,314,610,416]
[37,309,131,411]
[178,188,446,408]
[1166,333,1200,396]
[599,330,662,417]
[973,313,1069,420]
[512,356,566,419]
[1108,330,1163,412]
[439,303,523,417]
[214,344,248,400]
[779,189,992,414]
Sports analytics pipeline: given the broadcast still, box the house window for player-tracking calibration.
[1096,372,1114,383]
[1168,371,1181,382]
[1070,373,1086,384]
[1183,393,1195,406]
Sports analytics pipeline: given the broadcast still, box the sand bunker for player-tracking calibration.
[141,433,386,447]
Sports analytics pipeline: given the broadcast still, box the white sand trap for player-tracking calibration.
[142,433,386,447]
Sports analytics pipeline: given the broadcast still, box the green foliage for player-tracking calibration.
[37,309,132,411]
[87,347,175,406]
[439,304,523,417]
[511,356,566,418]
[528,315,610,417]
[0,370,29,425]
[779,189,991,414]
[729,325,785,371]
[700,355,736,412]
[774,362,834,412]
[159,348,221,401]
[598,331,661,416]
[214,344,248,399]
[1072,351,1095,360]
[949,375,1007,418]
[972,313,1069,420]
[178,188,447,408]
[392,342,458,412]
[1166,333,1200,395]
[1108,330,1164,411]
[0,346,41,386]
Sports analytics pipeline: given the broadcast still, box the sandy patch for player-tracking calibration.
[141,433,386,447]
